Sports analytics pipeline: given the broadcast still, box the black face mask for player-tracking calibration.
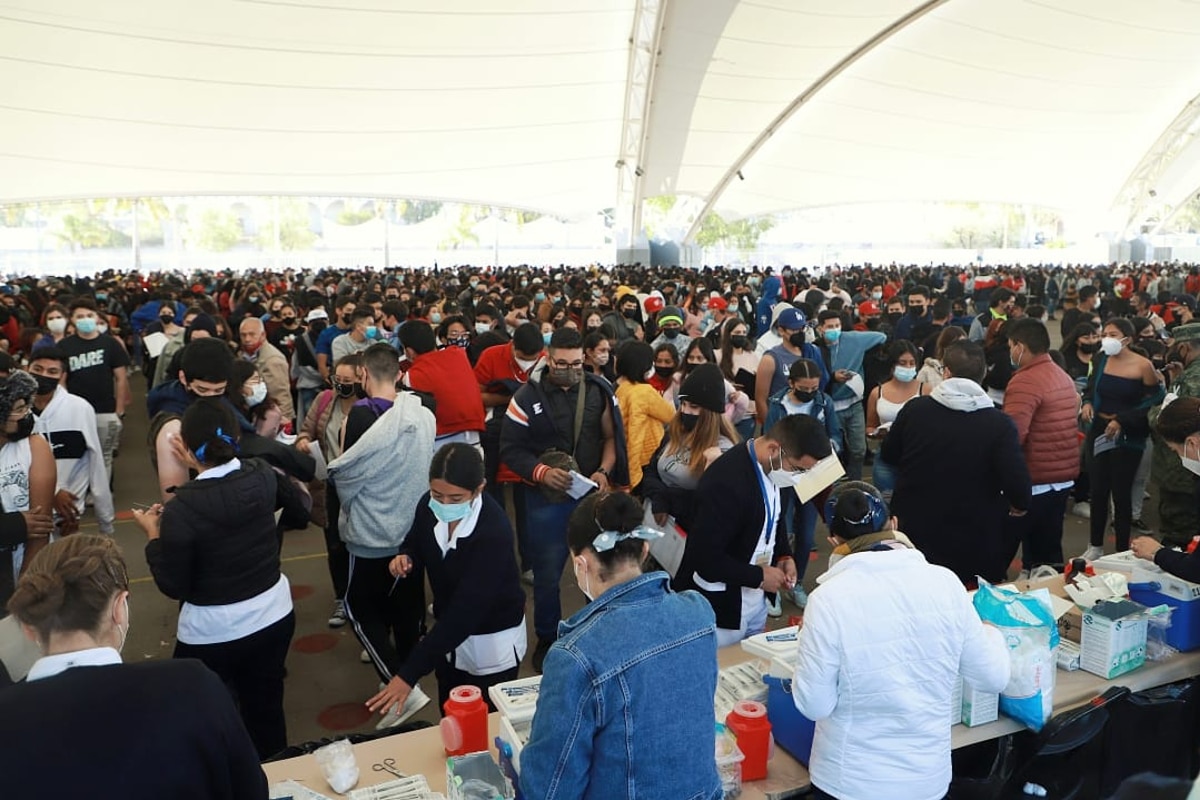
[730,334,749,350]
[1078,342,1100,355]
[662,328,680,339]
[334,381,358,399]
[159,314,174,325]
[354,383,369,400]
[654,365,675,379]
[341,313,354,326]
[679,412,699,432]
[623,307,639,319]
[7,412,33,442]
[788,332,807,348]
[908,306,925,317]
[885,312,903,326]
[793,389,816,403]
[282,317,298,327]
[309,320,327,336]
[33,374,59,396]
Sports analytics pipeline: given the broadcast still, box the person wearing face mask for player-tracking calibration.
[400,321,487,451]
[500,327,629,672]
[436,315,472,351]
[379,444,526,714]
[882,341,1031,587]
[1,535,267,798]
[27,347,114,539]
[865,341,925,497]
[1001,319,1081,575]
[520,491,721,800]
[648,343,680,396]
[600,291,642,343]
[134,399,308,760]
[755,307,830,431]
[267,302,302,353]
[330,305,377,365]
[296,354,364,629]
[613,341,677,491]
[642,364,740,533]
[228,361,281,438]
[330,344,438,728]
[33,303,71,351]
[717,317,760,439]
[674,414,831,646]
[1134,395,1200,580]
[891,285,933,344]
[0,371,55,609]
[314,295,358,383]
[289,307,328,423]
[1148,324,1200,550]
[238,316,295,426]
[815,309,886,482]
[581,330,615,383]
[229,284,267,328]
[1077,318,1165,561]
[59,298,130,486]
[649,305,693,361]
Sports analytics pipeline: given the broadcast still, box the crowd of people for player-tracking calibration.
[1,260,1200,799]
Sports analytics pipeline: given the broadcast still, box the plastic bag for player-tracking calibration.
[972,579,1059,731]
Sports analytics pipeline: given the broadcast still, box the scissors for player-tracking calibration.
[372,758,404,779]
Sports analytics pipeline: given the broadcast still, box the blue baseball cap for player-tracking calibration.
[775,307,807,330]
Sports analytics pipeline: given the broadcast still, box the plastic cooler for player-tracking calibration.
[1129,567,1200,652]
[761,674,816,766]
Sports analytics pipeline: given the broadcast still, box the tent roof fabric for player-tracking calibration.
[4,0,1200,228]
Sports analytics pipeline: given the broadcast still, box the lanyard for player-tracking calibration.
[746,439,776,554]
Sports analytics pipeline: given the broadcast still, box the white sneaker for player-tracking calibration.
[766,592,782,618]
[375,683,430,730]
[791,586,809,609]
[1072,501,1091,519]
[1078,546,1104,562]
[360,649,371,664]
[327,600,347,628]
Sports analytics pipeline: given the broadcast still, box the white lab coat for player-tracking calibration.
[792,547,1010,800]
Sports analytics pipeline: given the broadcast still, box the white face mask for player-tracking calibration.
[475,322,492,335]
[1183,439,1200,478]
[1100,337,1124,357]
[47,318,67,334]
[96,322,109,335]
[574,557,594,601]
[515,357,539,373]
[246,381,268,407]
[766,448,801,488]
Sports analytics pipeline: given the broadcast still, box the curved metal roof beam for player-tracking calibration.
[682,0,954,244]
[1111,93,1200,239]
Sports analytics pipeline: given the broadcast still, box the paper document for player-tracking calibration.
[845,373,865,400]
[1093,435,1117,456]
[142,331,170,359]
[566,471,598,500]
[308,443,327,481]
[793,453,845,503]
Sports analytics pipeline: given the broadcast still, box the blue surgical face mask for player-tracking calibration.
[543,332,553,346]
[823,329,841,344]
[894,365,917,382]
[429,496,472,524]
[75,317,97,335]
[365,325,378,339]
[535,291,546,302]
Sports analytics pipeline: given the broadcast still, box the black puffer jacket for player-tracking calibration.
[146,458,309,606]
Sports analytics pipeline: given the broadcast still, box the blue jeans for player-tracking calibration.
[295,386,320,426]
[735,417,756,442]
[522,489,581,640]
[836,403,866,481]
[872,457,897,499]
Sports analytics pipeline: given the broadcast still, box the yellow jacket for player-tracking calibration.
[615,380,677,488]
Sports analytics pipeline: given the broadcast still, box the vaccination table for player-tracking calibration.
[263,645,1200,799]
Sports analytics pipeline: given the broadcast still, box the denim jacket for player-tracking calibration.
[520,572,722,800]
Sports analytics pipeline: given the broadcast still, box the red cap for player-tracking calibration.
[858,300,881,317]
[707,296,728,311]
[644,296,665,314]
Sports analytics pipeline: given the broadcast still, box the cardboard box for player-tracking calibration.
[951,678,963,727]
[1080,600,1148,679]
[960,679,1000,727]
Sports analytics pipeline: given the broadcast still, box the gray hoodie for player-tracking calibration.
[328,393,436,558]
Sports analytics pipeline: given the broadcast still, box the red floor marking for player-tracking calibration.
[290,584,315,601]
[318,703,372,731]
[291,633,338,654]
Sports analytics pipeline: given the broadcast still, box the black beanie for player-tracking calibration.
[678,363,725,414]
[0,370,36,421]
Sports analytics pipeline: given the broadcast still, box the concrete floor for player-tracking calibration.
[100,362,1116,751]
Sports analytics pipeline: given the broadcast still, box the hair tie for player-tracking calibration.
[195,427,239,463]
[591,525,663,553]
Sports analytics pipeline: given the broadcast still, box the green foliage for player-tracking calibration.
[439,205,480,250]
[396,200,443,225]
[336,206,376,226]
[54,209,130,250]
[258,199,317,251]
[194,209,244,252]
[695,212,774,253]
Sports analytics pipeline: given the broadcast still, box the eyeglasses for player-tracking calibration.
[550,360,584,369]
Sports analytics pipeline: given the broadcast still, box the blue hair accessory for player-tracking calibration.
[591,524,663,553]
[195,426,238,463]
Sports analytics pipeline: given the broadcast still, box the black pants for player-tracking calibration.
[345,553,425,684]
[174,610,295,760]
[1087,432,1143,550]
[434,659,521,712]
[1015,488,1071,570]
[324,484,349,599]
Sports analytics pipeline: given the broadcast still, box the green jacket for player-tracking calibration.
[1151,358,1200,493]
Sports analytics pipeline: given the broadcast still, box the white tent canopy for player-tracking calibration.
[4,0,1200,240]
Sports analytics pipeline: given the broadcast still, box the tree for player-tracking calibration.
[193,209,244,252]
[439,205,480,250]
[396,200,443,225]
[257,198,317,251]
[53,204,130,251]
[694,212,774,254]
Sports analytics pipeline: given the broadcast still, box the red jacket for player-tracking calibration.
[405,347,486,437]
[1003,353,1080,485]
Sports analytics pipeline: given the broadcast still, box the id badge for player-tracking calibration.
[754,551,772,568]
